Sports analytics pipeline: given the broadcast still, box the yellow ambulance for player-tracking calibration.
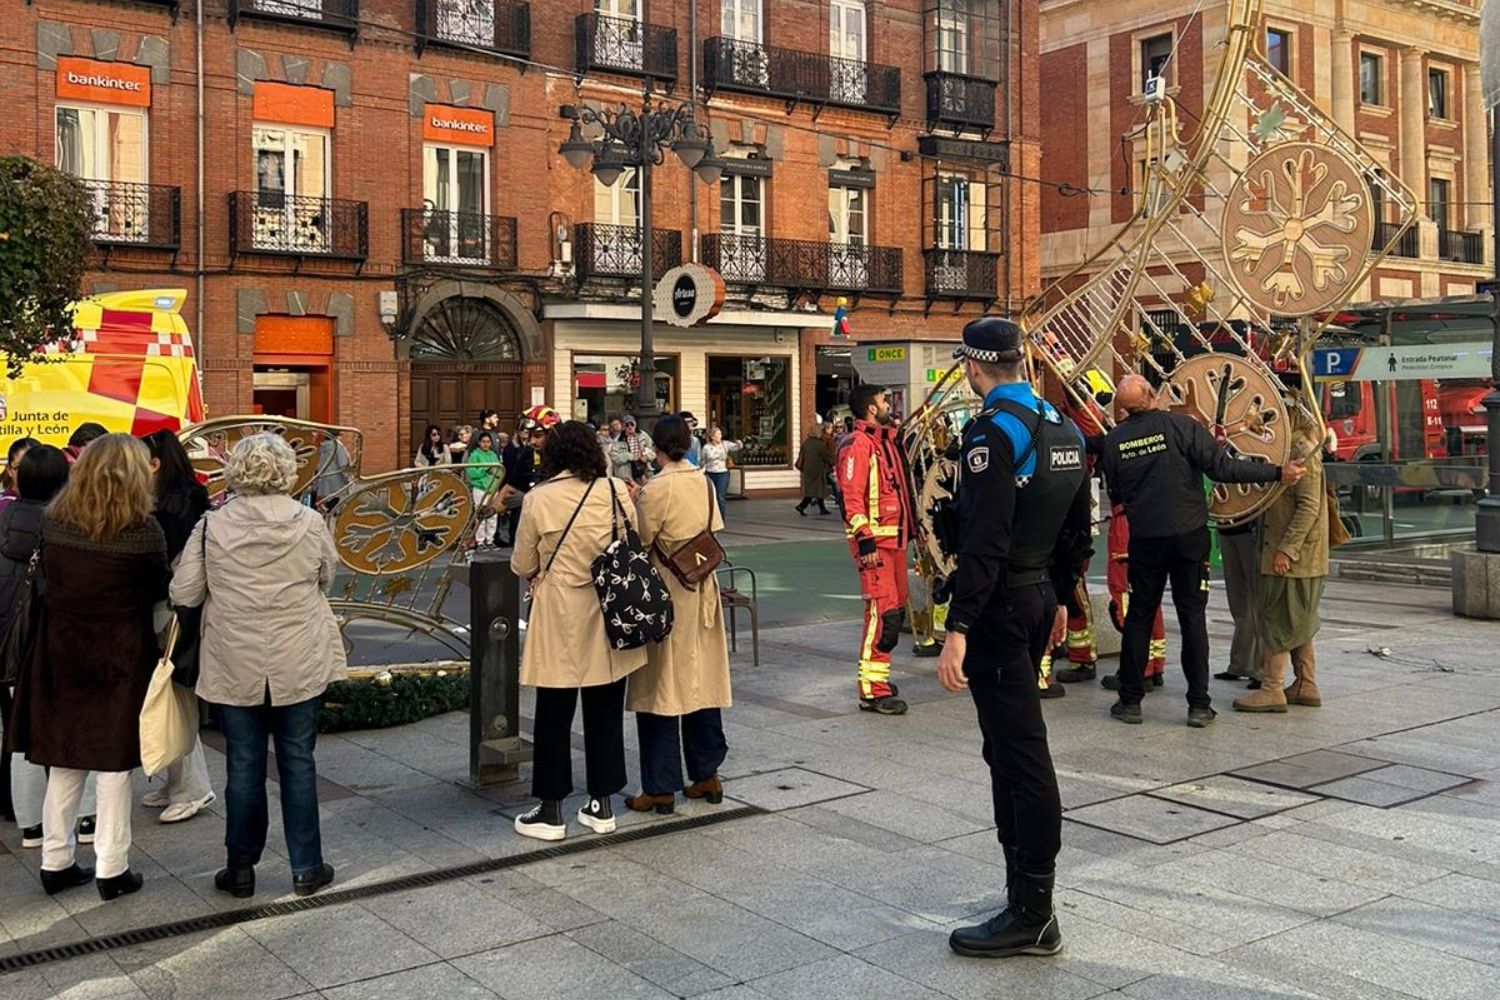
[0,288,204,449]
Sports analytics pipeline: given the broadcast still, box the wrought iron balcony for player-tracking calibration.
[574,223,682,280]
[1373,220,1418,258]
[924,248,1000,301]
[1439,228,1484,265]
[701,38,901,117]
[702,234,903,295]
[417,0,529,59]
[576,13,677,83]
[229,192,368,261]
[402,209,517,269]
[228,0,358,35]
[924,72,997,133]
[81,180,180,251]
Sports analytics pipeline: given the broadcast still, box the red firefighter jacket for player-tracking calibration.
[838,419,914,550]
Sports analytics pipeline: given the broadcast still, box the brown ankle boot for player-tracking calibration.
[624,792,675,815]
[684,776,724,804]
[1234,654,1288,713]
[1283,644,1322,707]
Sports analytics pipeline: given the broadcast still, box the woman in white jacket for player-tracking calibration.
[170,433,346,901]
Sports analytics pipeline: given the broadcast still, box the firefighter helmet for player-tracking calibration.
[519,405,561,433]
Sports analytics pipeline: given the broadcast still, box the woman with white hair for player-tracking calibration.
[170,432,345,899]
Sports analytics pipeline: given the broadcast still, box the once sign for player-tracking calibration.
[654,263,725,328]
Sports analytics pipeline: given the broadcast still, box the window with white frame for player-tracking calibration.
[591,169,644,271]
[55,104,149,241]
[829,0,868,103]
[251,124,331,253]
[435,0,494,46]
[828,175,870,288]
[595,0,643,70]
[1359,51,1383,106]
[1428,66,1450,119]
[720,169,766,281]
[422,144,489,262]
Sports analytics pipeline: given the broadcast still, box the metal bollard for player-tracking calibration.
[467,550,532,787]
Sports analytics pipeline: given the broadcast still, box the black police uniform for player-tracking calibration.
[1098,409,1286,720]
[943,320,1092,959]
[502,443,546,545]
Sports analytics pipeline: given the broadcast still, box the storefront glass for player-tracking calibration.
[572,354,677,425]
[708,355,791,466]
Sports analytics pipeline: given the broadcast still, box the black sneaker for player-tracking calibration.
[77,815,96,845]
[948,871,1062,958]
[859,695,908,716]
[1109,700,1143,725]
[1055,662,1097,683]
[1187,706,1217,729]
[292,863,335,897]
[214,864,256,899]
[514,800,566,841]
[1102,674,1155,694]
[1246,679,1262,690]
[1152,674,1164,688]
[578,796,617,835]
[1038,682,1066,699]
[20,824,42,849]
[913,641,943,658]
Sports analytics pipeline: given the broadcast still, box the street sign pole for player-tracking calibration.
[1479,105,1500,553]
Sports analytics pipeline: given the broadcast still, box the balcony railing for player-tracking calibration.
[417,0,529,59]
[576,13,677,83]
[228,0,358,35]
[924,248,1000,300]
[229,192,368,261]
[701,234,903,295]
[402,209,516,269]
[701,37,901,117]
[924,72,997,133]
[81,180,180,251]
[1373,220,1418,258]
[574,223,682,280]
[1439,228,1484,265]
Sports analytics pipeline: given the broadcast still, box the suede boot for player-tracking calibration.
[1284,644,1322,707]
[949,869,1062,958]
[1233,653,1288,713]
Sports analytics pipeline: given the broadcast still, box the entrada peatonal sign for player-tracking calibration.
[654,263,726,328]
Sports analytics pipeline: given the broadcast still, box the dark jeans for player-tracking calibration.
[531,679,627,801]
[636,709,728,795]
[964,582,1063,874]
[1120,526,1212,709]
[215,693,324,875]
[706,471,729,514]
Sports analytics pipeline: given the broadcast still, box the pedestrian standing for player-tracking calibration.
[700,427,741,514]
[612,416,655,484]
[314,431,352,509]
[510,422,646,842]
[679,412,703,467]
[15,434,169,900]
[1098,375,1305,728]
[63,423,107,464]
[499,407,561,547]
[1235,414,1328,713]
[448,425,474,464]
[0,437,39,512]
[465,430,503,548]
[936,318,1092,959]
[142,430,216,824]
[794,424,835,516]
[624,416,731,815]
[837,385,915,714]
[170,432,343,899]
[414,425,450,467]
[1215,517,1265,687]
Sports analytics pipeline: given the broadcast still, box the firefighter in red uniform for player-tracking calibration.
[839,383,916,715]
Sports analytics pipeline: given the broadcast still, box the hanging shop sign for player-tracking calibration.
[422,104,494,146]
[828,168,876,189]
[722,157,774,178]
[252,82,335,128]
[654,263,726,328]
[917,136,1010,166]
[56,57,151,107]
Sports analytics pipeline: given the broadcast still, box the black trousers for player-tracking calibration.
[964,581,1063,874]
[1120,526,1212,709]
[636,709,728,795]
[530,679,627,802]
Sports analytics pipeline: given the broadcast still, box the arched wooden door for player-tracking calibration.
[407,296,527,454]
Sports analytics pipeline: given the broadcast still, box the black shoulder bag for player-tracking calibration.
[0,548,44,687]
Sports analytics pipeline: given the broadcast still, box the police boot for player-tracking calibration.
[949,869,1062,958]
[1283,644,1322,707]
[1233,654,1288,713]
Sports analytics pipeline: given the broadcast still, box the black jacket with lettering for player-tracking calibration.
[1098,410,1283,539]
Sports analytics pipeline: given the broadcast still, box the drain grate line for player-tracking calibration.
[0,805,760,976]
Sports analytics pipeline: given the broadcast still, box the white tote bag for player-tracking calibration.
[139,617,199,778]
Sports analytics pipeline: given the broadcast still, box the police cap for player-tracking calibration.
[954,316,1024,364]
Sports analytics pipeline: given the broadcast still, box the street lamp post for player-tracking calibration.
[1480,106,1500,553]
[559,94,724,426]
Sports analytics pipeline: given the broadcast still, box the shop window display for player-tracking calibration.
[708,356,790,466]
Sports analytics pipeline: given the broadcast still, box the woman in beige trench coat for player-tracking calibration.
[510,421,646,842]
[624,416,733,814]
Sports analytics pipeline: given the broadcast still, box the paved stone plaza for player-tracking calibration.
[3,505,1500,999]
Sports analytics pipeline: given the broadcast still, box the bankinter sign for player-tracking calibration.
[422,104,494,146]
[56,57,151,108]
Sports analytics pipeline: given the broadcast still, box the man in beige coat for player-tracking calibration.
[624,416,732,814]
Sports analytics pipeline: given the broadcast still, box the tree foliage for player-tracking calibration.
[0,156,93,377]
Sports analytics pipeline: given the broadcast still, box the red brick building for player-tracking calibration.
[1,0,1041,488]
[1039,0,1490,318]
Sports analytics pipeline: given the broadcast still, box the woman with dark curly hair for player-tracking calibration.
[509,421,646,842]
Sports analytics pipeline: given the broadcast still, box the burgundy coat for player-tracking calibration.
[17,515,168,772]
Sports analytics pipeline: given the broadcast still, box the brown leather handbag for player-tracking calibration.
[655,479,726,589]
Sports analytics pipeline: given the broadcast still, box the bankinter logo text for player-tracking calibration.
[431,117,487,134]
[67,71,142,92]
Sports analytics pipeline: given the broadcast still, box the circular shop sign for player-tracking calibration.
[654,263,725,328]
[1222,142,1374,317]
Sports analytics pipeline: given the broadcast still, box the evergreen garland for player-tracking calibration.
[317,670,469,733]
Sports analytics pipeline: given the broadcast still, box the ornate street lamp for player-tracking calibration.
[559,97,724,424]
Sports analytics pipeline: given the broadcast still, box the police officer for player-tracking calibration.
[936,318,1092,959]
[1098,374,1305,728]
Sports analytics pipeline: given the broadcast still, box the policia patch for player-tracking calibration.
[1049,444,1083,472]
